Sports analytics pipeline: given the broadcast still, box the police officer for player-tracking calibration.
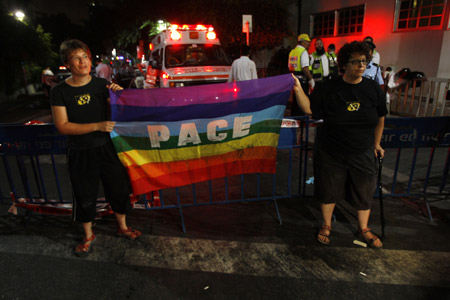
[288,33,314,116]
[363,36,380,66]
[310,38,330,88]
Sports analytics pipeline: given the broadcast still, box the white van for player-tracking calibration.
[145,24,231,88]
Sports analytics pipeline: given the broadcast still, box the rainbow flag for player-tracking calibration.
[110,74,294,195]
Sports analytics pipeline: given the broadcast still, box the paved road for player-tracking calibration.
[1,93,449,299]
[1,194,449,299]
[0,93,52,124]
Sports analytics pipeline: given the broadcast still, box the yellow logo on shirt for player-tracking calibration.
[347,102,360,111]
[76,94,91,106]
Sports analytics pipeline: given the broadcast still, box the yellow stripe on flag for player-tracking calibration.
[117,132,279,166]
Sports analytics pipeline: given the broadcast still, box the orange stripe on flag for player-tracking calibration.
[129,158,276,194]
[126,146,277,181]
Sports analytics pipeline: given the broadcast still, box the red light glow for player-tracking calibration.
[206,31,216,40]
[161,72,170,79]
[170,31,181,41]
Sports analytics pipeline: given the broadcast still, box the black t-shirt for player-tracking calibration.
[310,77,388,153]
[50,76,110,149]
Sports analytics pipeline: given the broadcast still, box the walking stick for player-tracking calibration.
[378,155,385,239]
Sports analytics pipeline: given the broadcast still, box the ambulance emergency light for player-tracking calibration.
[169,24,216,41]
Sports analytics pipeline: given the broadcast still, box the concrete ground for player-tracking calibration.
[1,91,449,299]
[0,192,449,300]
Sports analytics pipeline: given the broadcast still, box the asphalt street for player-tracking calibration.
[1,93,449,300]
[1,189,450,300]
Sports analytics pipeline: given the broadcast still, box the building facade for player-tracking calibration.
[293,0,450,78]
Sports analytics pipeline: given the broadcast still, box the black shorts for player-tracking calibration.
[68,140,132,222]
[313,147,377,210]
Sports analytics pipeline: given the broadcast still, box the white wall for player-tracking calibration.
[437,31,450,78]
[298,0,449,78]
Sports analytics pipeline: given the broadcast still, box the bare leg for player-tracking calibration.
[114,212,128,231]
[82,222,94,239]
[357,209,383,248]
[74,221,96,256]
[357,209,371,230]
[321,203,336,227]
[115,212,142,239]
[317,203,336,244]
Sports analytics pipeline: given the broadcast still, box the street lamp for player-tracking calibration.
[14,10,25,22]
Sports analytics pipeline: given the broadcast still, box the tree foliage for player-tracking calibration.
[0,10,58,95]
[109,0,295,56]
[175,0,295,50]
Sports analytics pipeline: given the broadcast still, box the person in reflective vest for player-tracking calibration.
[326,44,338,79]
[288,33,314,115]
[310,38,330,87]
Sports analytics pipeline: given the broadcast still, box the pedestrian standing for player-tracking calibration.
[95,57,113,83]
[288,33,314,116]
[363,36,381,66]
[362,41,384,87]
[310,38,330,88]
[229,44,258,82]
[292,41,387,248]
[326,44,338,79]
[51,39,141,257]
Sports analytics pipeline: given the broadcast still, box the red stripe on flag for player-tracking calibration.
[126,146,277,181]
[129,158,276,194]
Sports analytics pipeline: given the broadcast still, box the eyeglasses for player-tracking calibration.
[348,59,369,66]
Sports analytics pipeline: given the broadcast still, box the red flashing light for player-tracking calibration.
[169,24,214,31]
[206,31,216,40]
[161,71,170,79]
[170,31,181,41]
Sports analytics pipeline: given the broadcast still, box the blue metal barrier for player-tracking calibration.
[296,117,450,221]
[379,117,450,221]
[4,117,446,227]
[0,119,309,232]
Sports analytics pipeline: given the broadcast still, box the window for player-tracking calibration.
[395,0,446,31]
[337,5,365,35]
[312,11,336,37]
[165,45,231,68]
[310,5,365,38]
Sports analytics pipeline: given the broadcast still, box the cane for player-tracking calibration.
[378,154,385,239]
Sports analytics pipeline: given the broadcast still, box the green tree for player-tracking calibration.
[0,10,57,95]
[108,0,295,58]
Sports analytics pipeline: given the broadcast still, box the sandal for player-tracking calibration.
[74,234,96,257]
[117,227,142,240]
[357,227,383,248]
[317,225,331,245]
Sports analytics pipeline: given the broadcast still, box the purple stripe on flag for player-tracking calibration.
[110,74,294,108]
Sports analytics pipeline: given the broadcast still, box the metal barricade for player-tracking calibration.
[0,119,309,232]
[379,117,450,221]
[389,77,450,117]
[294,117,450,222]
[2,117,448,225]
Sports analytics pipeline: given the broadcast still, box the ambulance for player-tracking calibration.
[145,24,231,88]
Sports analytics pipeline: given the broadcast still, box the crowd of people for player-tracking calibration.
[288,33,384,114]
[48,34,386,257]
